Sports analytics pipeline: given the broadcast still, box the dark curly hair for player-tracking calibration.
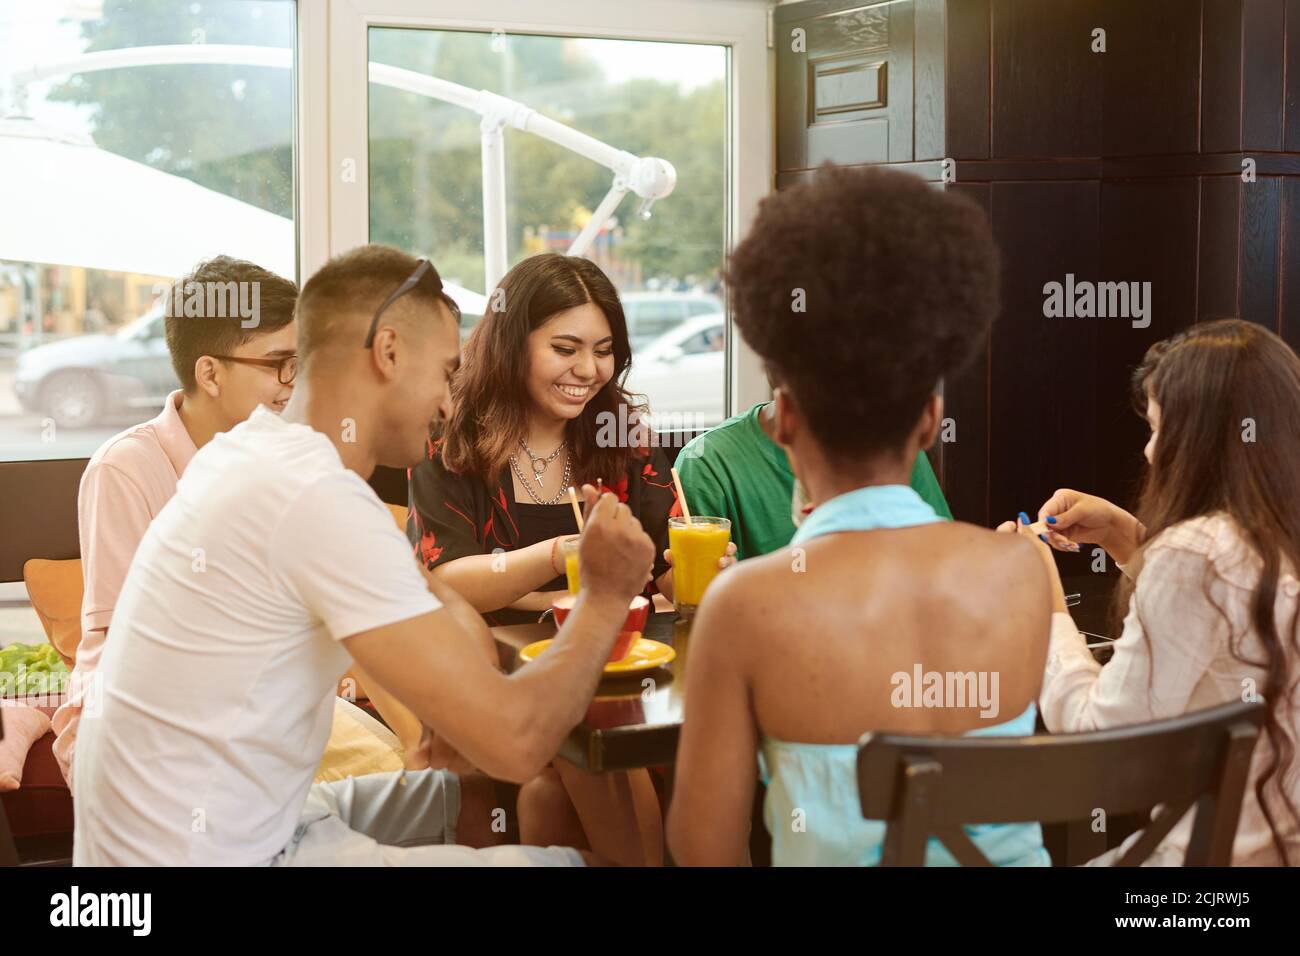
[725,163,1000,463]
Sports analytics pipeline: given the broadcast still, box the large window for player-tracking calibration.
[0,0,296,461]
[366,27,729,427]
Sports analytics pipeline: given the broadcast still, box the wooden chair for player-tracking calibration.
[857,700,1265,866]
[22,558,84,667]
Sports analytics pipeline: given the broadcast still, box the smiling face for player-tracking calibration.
[1143,394,1162,465]
[523,302,615,424]
[209,320,298,427]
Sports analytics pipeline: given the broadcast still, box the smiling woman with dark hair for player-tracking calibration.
[407,252,683,626]
[406,252,736,867]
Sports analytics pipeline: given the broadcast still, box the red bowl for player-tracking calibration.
[551,594,650,662]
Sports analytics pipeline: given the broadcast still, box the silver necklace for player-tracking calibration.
[510,439,571,505]
[518,438,565,485]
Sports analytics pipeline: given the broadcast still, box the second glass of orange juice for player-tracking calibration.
[559,536,581,594]
[668,516,731,617]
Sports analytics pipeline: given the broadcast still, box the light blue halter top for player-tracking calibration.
[760,484,1050,867]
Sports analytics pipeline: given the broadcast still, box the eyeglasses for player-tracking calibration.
[364,257,459,349]
[211,354,298,385]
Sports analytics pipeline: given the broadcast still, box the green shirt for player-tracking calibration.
[675,402,952,560]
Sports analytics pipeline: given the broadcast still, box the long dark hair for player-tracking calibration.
[440,253,645,483]
[1123,318,1300,863]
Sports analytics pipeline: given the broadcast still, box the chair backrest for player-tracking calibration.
[857,700,1266,866]
[22,558,85,668]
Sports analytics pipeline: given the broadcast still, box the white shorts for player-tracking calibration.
[271,768,583,867]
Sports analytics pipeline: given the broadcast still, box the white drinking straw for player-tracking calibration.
[670,467,692,523]
[568,486,585,532]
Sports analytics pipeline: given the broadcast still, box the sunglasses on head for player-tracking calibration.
[363,257,460,348]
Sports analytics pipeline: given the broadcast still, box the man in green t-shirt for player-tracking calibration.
[675,401,951,560]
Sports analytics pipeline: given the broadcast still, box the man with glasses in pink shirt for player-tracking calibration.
[51,256,299,787]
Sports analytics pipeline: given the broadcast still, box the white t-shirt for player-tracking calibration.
[72,406,441,866]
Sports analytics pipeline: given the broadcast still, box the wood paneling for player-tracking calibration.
[914,0,947,160]
[990,0,1102,159]
[987,181,1100,523]
[1287,0,1300,152]
[1283,178,1300,339]
[777,0,919,173]
[1102,0,1200,157]
[1242,0,1287,151]
[775,0,1300,529]
[1097,178,1201,508]
[1240,176,1284,328]
[1202,0,1245,152]
[1198,176,1242,319]
[946,0,991,160]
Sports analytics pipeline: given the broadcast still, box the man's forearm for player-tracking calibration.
[421,569,500,669]
[507,589,629,764]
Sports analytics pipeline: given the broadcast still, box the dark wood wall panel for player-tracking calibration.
[1242,0,1287,150]
[946,0,991,159]
[775,0,1300,530]
[1240,176,1284,328]
[1198,176,1242,319]
[1097,178,1201,508]
[987,181,1100,523]
[1283,178,1300,339]
[1102,0,1201,157]
[1287,0,1300,151]
[1202,0,1245,152]
[990,0,1102,158]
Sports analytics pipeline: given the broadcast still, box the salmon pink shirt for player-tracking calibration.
[50,390,196,788]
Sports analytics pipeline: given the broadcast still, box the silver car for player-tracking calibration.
[13,307,176,430]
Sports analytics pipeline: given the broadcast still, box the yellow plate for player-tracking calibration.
[519,637,676,674]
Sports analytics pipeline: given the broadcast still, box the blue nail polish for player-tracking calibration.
[1045,515,1057,525]
[1039,534,1049,543]
[1019,512,1030,525]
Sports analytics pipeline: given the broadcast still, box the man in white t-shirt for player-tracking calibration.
[72,245,655,866]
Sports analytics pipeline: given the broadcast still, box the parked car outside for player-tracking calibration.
[13,306,175,430]
[621,291,723,351]
[624,311,726,429]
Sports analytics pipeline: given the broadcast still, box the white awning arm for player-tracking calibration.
[9,45,677,295]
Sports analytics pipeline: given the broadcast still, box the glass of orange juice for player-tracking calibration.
[668,516,731,617]
[559,536,581,595]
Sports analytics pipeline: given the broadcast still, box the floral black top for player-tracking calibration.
[406,437,681,626]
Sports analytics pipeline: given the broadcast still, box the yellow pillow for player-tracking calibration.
[314,697,404,784]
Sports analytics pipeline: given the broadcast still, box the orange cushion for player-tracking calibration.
[23,558,84,668]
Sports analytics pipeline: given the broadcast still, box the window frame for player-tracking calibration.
[305,0,774,421]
